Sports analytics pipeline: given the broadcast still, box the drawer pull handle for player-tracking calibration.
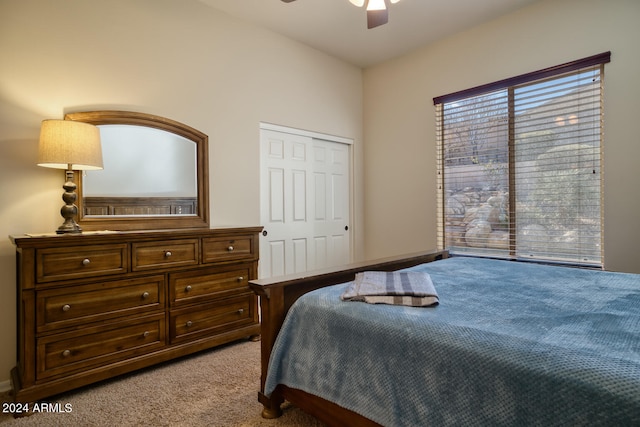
[62,350,71,358]
[142,292,150,299]
[227,246,234,252]
[143,331,150,338]
[185,285,192,292]
[186,320,193,327]
[82,258,90,266]
[237,276,244,282]
[237,308,244,315]
[62,304,71,312]
[164,251,172,258]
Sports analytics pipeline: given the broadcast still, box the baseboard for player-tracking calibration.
[0,379,11,393]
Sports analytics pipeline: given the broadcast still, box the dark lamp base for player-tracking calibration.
[57,170,82,234]
[56,221,82,234]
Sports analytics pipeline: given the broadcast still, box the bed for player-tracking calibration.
[248,250,640,426]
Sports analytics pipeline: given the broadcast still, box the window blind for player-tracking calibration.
[435,53,609,267]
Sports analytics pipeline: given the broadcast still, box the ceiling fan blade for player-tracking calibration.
[281,0,296,2]
[367,8,388,29]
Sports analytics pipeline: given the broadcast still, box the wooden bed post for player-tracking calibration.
[251,285,286,418]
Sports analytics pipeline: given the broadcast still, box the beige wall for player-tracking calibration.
[0,0,363,387]
[363,0,640,274]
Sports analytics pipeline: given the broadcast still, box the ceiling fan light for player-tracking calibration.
[349,0,366,7]
[390,0,400,3]
[367,0,386,11]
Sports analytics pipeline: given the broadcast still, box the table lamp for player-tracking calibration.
[37,119,103,234]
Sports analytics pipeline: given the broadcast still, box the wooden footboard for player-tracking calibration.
[248,250,448,424]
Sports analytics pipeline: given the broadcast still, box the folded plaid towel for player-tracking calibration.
[341,271,439,307]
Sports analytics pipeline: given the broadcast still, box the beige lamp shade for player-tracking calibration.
[38,119,103,170]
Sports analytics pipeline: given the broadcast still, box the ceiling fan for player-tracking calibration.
[281,0,401,29]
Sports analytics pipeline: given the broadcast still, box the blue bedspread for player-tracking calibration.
[264,257,640,426]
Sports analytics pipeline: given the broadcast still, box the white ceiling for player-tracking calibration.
[196,0,541,68]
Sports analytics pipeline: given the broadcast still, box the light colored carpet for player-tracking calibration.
[0,340,324,426]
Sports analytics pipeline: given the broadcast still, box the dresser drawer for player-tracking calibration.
[169,265,251,308]
[37,276,165,333]
[37,314,165,380]
[132,239,199,271]
[170,293,255,343]
[36,244,128,283]
[202,235,255,263]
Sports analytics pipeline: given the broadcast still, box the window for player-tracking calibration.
[434,53,610,267]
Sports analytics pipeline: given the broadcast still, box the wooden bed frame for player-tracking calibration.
[248,250,449,426]
[83,196,197,216]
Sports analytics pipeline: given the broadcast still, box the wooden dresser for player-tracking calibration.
[10,227,262,403]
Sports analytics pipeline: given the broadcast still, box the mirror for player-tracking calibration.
[83,124,197,207]
[65,110,209,231]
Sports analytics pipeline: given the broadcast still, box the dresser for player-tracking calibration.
[10,227,262,403]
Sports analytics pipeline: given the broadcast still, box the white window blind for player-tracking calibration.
[435,53,609,267]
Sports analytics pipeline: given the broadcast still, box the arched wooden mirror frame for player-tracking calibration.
[65,110,209,231]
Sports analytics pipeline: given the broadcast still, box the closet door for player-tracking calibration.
[260,128,351,279]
